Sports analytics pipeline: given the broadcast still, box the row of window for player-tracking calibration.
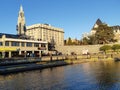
[0,42,46,47]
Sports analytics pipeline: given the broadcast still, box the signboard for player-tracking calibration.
[0,47,17,51]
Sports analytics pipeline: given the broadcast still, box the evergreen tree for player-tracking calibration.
[94,24,115,44]
[67,37,72,45]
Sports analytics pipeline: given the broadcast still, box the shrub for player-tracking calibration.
[111,44,120,51]
[99,45,111,53]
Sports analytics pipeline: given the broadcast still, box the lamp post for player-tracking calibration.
[24,51,26,58]
[38,47,42,58]
[50,52,52,61]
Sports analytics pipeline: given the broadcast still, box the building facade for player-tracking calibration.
[111,25,120,42]
[0,5,64,58]
[0,34,48,58]
[16,5,64,46]
[0,5,48,58]
[82,18,120,42]
[90,18,103,35]
[82,19,103,38]
[26,24,64,46]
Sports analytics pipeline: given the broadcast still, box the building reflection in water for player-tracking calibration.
[0,61,120,90]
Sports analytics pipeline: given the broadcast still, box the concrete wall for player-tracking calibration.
[56,45,104,55]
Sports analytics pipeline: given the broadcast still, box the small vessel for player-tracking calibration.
[114,58,120,62]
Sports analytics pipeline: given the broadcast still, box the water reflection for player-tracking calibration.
[83,61,120,90]
[89,62,120,90]
[0,61,120,90]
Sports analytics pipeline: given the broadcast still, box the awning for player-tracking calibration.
[0,47,17,51]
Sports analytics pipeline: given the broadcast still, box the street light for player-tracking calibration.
[24,51,26,58]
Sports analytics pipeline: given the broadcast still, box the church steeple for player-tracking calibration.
[20,5,23,12]
[16,5,26,35]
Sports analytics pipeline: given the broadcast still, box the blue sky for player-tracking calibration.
[0,0,120,39]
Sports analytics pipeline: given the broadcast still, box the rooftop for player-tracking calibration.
[26,24,64,32]
[0,33,19,39]
[95,18,103,25]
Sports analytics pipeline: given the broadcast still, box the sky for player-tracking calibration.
[0,0,120,39]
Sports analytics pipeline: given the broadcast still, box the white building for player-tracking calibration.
[82,18,120,42]
[26,24,64,46]
[16,5,64,46]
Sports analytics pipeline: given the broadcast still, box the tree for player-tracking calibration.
[72,38,79,45]
[82,37,89,45]
[64,40,67,45]
[81,35,97,45]
[94,24,115,44]
[67,37,72,45]
[111,44,120,52]
[48,37,55,51]
[87,35,97,45]
[99,45,111,54]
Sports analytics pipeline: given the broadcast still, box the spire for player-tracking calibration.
[17,5,26,35]
[96,18,103,25]
[20,5,23,12]
[18,5,24,17]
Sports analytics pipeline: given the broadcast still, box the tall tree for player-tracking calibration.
[82,37,89,45]
[94,24,115,44]
[67,37,72,45]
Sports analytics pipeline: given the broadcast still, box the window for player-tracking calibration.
[21,42,25,47]
[11,42,19,46]
[5,41,9,46]
[41,44,46,47]
[26,42,32,47]
[34,43,39,47]
[0,42,2,46]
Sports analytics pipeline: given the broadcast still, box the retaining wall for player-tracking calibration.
[56,45,104,55]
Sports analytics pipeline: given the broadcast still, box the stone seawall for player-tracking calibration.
[56,45,103,55]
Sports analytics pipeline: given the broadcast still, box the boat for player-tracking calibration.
[114,58,120,62]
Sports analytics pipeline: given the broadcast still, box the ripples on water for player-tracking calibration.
[0,61,120,90]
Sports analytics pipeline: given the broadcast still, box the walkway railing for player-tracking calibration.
[0,53,119,65]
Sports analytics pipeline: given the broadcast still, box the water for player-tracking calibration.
[0,61,120,90]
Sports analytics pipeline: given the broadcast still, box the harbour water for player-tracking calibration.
[0,61,120,90]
